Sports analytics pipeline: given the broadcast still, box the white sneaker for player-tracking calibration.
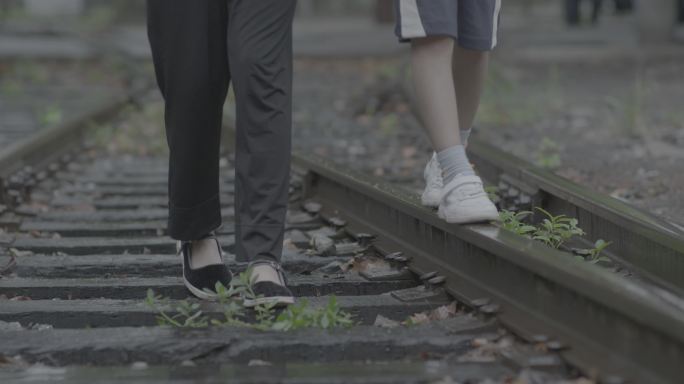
[421,153,443,207]
[438,174,499,224]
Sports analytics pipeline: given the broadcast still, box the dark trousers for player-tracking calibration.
[147,0,296,263]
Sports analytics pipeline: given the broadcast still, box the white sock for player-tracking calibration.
[431,129,473,167]
[437,145,475,185]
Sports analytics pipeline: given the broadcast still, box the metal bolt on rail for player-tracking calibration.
[355,233,376,246]
[479,303,501,315]
[426,275,446,287]
[327,217,347,228]
[419,271,438,282]
[384,251,403,262]
[303,201,322,215]
[470,298,491,308]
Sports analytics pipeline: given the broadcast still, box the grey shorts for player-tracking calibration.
[394,0,501,51]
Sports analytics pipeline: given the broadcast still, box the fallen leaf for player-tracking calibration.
[374,314,400,328]
[9,296,32,301]
[406,312,429,325]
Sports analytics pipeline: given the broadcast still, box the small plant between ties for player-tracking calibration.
[145,290,208,328]
[146,269,355,331]
[499,209,536,236]
[498,207,611,264]
[271,296,354,331]
[38,105,63,127]
[535,137,562,170]
[484,185,501,205]
[578,239,612,264]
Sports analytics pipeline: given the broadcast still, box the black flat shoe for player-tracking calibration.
[243,261,295,308]
[177,232,232,301]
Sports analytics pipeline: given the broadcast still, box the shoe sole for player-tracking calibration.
[421,192,441,208]
[438,206,499,224]
[243,296,295,308]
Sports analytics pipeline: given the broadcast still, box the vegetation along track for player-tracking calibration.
[0,92,682,383]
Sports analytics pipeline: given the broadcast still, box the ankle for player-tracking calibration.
[249,262,285,286]
[185,234,223,269]
[437,145,475,184]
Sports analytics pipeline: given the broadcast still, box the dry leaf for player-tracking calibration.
[374,315,400,328]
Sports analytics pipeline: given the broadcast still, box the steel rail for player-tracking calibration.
[467,139,684,294]
[398,62,684,293]
[293,151,684,384]
[0,85,150,184]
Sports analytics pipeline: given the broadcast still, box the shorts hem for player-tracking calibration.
[396,33,496,51]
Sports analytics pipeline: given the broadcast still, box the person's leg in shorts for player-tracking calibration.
[395,0,501,223]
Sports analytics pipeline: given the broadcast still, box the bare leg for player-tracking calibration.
[452,45,489,144]
[410,36,461,151]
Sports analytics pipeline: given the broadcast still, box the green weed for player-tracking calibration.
[532,207,585,249]
[38,106,63,127]
[0,6,28,21]
[145,290,208,328]
[87,102,167,156]
[623,73,645,138]
[146,270,355,331]
[479,64,546,128]
[80,5,117,33]
[499,206,611,264]
[1,79,23,97]
[544,65,566,110]
[14,61,50,84]
[499,209,536,236]
[576,238,612,264]
[377,62,401,81]
[271,296,354,331]
[535,138,561,169]
[379,114,399,135]
[484,185,501,204]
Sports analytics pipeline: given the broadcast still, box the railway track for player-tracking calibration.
[0,93,682,383]
[0,95,576,383]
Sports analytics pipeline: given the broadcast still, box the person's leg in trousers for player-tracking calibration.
[147,0,233,300]
[228,0,297,306]
[147,0,229,241]
[229,0,296,264]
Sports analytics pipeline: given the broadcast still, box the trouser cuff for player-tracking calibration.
[167,194,222,241]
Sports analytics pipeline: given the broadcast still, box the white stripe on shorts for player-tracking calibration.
[491,0,502,49]
[399,0,426,38]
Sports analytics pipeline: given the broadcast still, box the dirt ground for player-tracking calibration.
[479,57,684,228]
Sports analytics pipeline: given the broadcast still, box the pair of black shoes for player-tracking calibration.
[177,232,294,306]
